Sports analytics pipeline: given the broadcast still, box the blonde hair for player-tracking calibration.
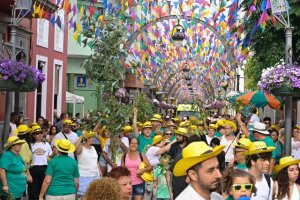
[83,177,121,200]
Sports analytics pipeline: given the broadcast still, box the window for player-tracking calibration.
[37,19,49,48]
[54,64,61,109]
[54,9,64,52]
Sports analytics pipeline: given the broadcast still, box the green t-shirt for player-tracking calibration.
[214,131,222,138]
[154,166,170,199]
[46,155,79,196]
[249,132,276,159]
[274,141,284,164]
[235,163,248,170]
[0,151,27,198]
[137,133,155,153]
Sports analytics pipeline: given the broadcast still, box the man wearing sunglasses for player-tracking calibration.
[52,119,78,158]
[245,141,275,200]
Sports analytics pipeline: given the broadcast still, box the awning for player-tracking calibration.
[66,92,84,104]
[66,92,85,117]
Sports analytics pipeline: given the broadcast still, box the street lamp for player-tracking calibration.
[270,0,293,156]
[171,19,185,47]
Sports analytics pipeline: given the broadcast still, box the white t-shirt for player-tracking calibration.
[251,174,273,200]
[104,137,129,172]
[77,146,99,177]
[249,114,260,124]
[52,131,78,158]
[220,135,236,163]
[9,122,17,137]
[31,142,52,166]
[146,146,161,167]
[206,135,215,146]
[291,137,300,156]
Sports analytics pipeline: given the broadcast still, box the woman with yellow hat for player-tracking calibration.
[75,131,101,198]
[16,124,33,167]
[39,139,79,200]
[0,136,31,200]
[273,156,300,200]
[28,125,55,200]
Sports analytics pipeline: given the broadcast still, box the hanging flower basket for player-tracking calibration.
[0,60,45,92]
[258,61,300,97]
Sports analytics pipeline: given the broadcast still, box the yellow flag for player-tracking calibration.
[32,1,37,17]
[80,5,84,17]
[73,31,79,41]
[39,6,44,19]
[35,4,41,14]
[76,22,81,32]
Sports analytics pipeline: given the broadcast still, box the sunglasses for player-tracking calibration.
[165,132,173,135]
[264,122,271,124]
[34,132,44,135]
[231,183,253,191]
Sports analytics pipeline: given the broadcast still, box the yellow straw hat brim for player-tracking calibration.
[4,139,26,150]
[150,118,162,122]
[54,140,76,153]
[174,145,225,176]
[243,147,275,156]
[274,159,300,173]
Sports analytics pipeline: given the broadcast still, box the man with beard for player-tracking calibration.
[173,141,225,200]
[169,127,188,160]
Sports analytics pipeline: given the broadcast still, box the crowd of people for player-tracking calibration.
[1,108,300,200]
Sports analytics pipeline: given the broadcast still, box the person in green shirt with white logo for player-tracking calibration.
[0,136,32,200]
[39,139,79,200]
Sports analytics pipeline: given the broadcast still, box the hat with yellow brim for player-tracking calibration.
[243,141,275,156]
[233,137,252,150]
[274,156,300,174]
[4,136,26,150]
[150,114,163,122]
[174,142,225,176]
[142,121,152,129]
[17,124,30,135]
[224,120,237,132]
[31,125,43,134]
[63,119,73,126]
[98,126,107,134]
[83,130,96,139]
[122,126,133,133]
[139,162,154,182]
[174,127,188,137]
[152,135,164,145]
[208,124,217,130]
[54,139,75,153]
[179,121,190,128]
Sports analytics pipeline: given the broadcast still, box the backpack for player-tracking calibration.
[264,173,271,198]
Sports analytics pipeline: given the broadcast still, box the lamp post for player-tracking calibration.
[270,0,293,155]
[171,19,185,47]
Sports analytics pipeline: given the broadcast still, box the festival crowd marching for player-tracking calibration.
[1,108,300,200]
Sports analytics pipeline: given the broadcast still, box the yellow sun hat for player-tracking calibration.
[208,124,217,130]
[243,141,275,156]
[197,120,204,126]
[122,125,133,133]
[174,127,189,137]
[179,121,190,128]
[216,119,226,128]
[139,162,154,182]
[17,124,30,135]
[190,125,198,131]
[142,121,152,129]
[63,119,73,126]
[152,135,164,145]
[54,139,75,153]
[30,125,43,134]
[150,114,163,122]
[4,136,26,150]
[83,130,96,139]
[174,141,225,176]
[233,136,252,150]
[274,156,300,173]
[224,120,237,132]
[166,121,177,128]
[98,126,107,134]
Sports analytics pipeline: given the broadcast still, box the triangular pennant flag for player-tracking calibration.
[63,0,69,10]
[73,31,79,42]
[50,14,56,26]
[38,5,44,19]
[32,1,37,17]
[44,9,50,20]
[55,16,62,29]
[77,34,81,45]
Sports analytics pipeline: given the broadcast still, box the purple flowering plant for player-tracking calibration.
[258,61,300,93]
[0,60,45,89]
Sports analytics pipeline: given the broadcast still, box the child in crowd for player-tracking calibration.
[153,154,172,200]
[222,167,256,200]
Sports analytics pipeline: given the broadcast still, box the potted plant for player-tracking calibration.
[258,61,300,96]
[0,60,45,92]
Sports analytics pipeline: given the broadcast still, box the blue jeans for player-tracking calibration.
[132,182,145,196]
